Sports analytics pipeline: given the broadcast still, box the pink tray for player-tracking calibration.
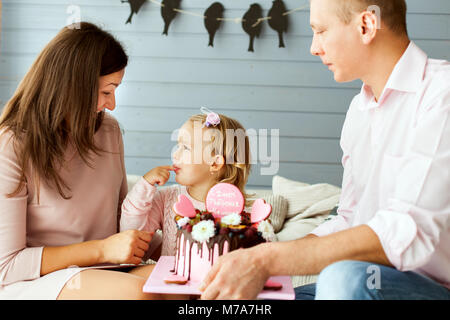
[143,256,295,300]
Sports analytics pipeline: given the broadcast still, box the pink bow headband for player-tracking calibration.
[201,107,221,128]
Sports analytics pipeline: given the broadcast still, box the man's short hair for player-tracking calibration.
[336,0,408,35]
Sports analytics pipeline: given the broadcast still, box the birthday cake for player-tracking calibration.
[164,183,277,286]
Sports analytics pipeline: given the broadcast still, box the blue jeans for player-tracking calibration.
[295,261,450,300]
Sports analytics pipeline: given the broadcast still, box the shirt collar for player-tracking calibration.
[359,41,428,111]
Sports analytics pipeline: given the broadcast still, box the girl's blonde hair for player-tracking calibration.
[188,113,253,206]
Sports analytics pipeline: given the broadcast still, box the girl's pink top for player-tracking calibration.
[120,178,206,256]
[0,114,128,288]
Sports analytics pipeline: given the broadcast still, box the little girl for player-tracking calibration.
[120,109,252,260]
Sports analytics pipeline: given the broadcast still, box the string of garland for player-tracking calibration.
[121,0,309,52]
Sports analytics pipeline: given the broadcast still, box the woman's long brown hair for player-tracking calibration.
[0,22,128,201]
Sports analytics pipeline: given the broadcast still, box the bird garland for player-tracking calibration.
[242,4,263,53]
[121,0,308,52]
[161,0,181,35]
[268,0,288,48]
[204,2,224,47]
[121,0,147,24]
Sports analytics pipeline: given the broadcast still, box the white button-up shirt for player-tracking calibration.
[311,42,450,289]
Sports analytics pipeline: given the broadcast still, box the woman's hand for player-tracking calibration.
[143,165,174,186]
[100,230,153,265]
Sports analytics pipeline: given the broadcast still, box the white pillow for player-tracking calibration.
[126,174,142,191]
[272,175,341,219]
[262,195,289,233]
[276,215,328,242]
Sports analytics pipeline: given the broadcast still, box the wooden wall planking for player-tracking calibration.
[0,0,449,188]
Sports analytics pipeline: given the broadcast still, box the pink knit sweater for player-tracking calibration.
[120,177,206,256]
[0,113,127,298]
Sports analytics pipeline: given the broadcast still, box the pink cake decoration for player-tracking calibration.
[173,194,197,218]
[163,274,188,285]
[205,183,245,218]
[250,198,272,223]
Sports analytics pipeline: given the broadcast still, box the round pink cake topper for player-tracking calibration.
[206,183,245,218]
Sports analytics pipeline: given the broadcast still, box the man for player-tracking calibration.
[199,0,450,300]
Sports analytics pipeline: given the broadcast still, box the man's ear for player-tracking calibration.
[210,155,225,174]
[359,10,378,44]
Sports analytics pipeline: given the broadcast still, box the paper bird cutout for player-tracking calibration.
[242,3,263,52]
[121,0,147,24]
[204,2,224,47]
[268,0,288,48]
[161,0,182,35]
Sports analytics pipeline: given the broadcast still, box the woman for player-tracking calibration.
[0,22,160,299]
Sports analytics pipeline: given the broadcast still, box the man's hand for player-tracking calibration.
[199,246,270,300]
